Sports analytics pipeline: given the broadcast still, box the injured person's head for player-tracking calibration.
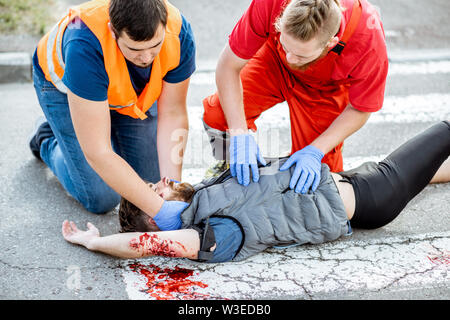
[119,177,195,232]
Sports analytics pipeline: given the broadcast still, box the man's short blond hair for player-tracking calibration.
[275,0,342,46]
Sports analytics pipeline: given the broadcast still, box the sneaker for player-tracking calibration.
[29,116,54,161]
[203,160,230,179]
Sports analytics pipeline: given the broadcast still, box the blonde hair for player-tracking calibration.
[275,0,342,46]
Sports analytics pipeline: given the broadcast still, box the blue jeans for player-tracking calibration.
[32,68,160,213]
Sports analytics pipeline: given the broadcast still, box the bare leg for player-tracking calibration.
[430,158,450,183]
[332,173,356,220]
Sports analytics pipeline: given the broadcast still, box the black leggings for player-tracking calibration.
[340,121,450,229]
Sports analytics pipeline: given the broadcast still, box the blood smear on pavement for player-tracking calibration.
[427,252,450,266]
[128,262,212,300]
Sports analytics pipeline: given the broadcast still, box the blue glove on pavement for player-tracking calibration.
[279,145,324,194]
[153,200,189,231]
[230,134,267,186]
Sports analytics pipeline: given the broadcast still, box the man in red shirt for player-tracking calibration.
[203,0,388,194]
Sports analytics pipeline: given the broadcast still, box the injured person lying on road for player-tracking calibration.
[62,121,450,263]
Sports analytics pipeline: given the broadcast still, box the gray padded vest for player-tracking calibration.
[181,158,349,261]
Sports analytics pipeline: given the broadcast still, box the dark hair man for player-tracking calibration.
[29,0,196,230]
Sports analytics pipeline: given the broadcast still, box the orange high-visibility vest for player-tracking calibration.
[37,0,182,120]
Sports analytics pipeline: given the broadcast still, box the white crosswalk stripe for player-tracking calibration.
[191,60,450,85]
[122,231,450,300]
[186,92,450,129]
[388,60,450,75]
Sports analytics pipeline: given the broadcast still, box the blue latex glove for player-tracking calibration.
[230,134,267,186]
[279,145,324,194]
[153,200,189,231]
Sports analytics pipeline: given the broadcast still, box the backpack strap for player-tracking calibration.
[330,0,362,56]
[189,218,216,262]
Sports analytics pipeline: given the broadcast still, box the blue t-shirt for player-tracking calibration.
[33,15,196,101]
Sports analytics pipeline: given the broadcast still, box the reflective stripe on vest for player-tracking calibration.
[37,0,182,120]
[44,15,70,93]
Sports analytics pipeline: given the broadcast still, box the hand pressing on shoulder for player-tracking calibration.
[279,145,324,194]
